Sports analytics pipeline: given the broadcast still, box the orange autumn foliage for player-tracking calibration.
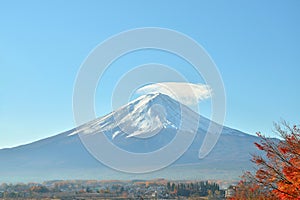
[232,122,300,200]
[229,172,277,200]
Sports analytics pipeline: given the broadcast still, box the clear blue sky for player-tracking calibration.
[1,0,300,148]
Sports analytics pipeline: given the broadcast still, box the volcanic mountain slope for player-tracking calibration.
[0,93,263,182]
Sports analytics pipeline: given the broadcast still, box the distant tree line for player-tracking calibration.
[167,181,224,198]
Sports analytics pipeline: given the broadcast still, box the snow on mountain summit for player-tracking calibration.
[70,93,200,140]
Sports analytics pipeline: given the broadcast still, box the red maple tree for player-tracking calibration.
[232,122,300,199]
[229,172,277,200]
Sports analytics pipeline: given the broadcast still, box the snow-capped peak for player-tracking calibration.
[69,93,199,139]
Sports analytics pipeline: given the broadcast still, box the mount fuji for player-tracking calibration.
[0,93,263,182]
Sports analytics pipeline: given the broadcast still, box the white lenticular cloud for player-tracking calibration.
[135,82,212,106]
